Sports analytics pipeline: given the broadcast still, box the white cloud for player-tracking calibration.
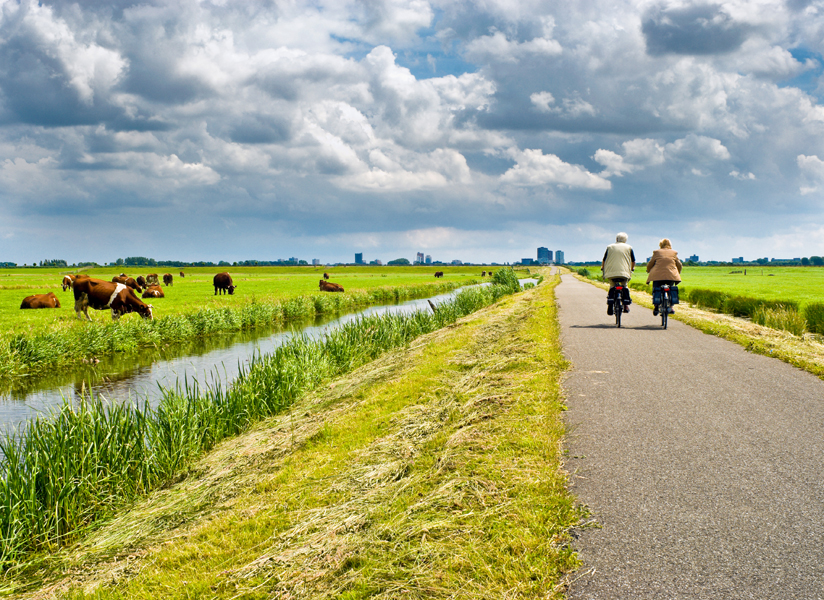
[501,148,611,189]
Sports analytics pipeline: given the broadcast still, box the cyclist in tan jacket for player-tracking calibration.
[602,232,635,315]
[646,238,682,316]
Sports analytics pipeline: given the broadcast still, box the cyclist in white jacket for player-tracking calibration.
[602,232,635,315]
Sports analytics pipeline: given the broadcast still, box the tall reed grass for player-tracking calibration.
[804,302,824,335]
[0,273,524,564]
[0,281,470,379]
[751,305,807,336]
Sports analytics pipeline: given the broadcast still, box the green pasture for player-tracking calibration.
[673,266,824,309]
[0,265,490,337]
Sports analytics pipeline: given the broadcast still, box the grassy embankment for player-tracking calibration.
[2,269,582,599]
[573,266,824,378]
[0,266,487,377]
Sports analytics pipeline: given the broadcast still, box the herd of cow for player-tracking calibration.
[18,269,485,321]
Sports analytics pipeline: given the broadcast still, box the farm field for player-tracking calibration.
[0,265,490,337]
[649,266,824,309]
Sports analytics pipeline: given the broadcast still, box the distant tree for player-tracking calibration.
[802,257,811,266]
[756,257,769,265]
[218,260,231,266]
[298,259,308,265]
[811,256,824,266]
[115,258,124,266]
[388,258,410,265]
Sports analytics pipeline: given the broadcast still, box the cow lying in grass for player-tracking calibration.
[21,292,61,309]
[319,280,344,292]
[74,278,153,321]
[142,285,164,298]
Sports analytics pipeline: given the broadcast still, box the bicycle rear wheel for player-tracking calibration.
[661,293,668,329]
[616,302,622,327]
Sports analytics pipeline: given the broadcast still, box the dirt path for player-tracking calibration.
[557,273,824,599]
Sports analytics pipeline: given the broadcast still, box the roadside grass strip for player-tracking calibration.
[7,272,583,599]
[572,272,824,379]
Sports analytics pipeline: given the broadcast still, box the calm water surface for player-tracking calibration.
[0,281,536,431]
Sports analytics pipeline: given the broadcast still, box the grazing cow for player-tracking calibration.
[163,273,173,286]
[142,285,165,298]
[481,271,486,277]
[179,271,185,278]
[214,272,236,295]
[434,271,444,278]
[136,275,147,288]
[21,292,61,309]
[146,273,159,285]
[319,280,344,292]
[112,275,143,294]
[62,274,76,291]
[323,272,330,280]
[73,278,153,321]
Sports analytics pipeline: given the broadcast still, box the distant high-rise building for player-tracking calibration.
[555,250,564,264]
[425,255,432,264]
[416,252,425,264]
[312,259,320,266]
[537,247,552,264]
[355,253,364,264]
[688,255,699,262]
[732,257,744,263]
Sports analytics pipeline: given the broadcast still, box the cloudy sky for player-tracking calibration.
[1,0,824,265]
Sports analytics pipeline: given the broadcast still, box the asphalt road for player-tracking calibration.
[557,273,824,600]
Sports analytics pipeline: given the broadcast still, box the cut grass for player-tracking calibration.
[8,271,583,599]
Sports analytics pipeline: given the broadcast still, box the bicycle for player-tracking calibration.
[613,281,625,328]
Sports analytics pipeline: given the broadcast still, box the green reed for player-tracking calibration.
[0,273,525,564]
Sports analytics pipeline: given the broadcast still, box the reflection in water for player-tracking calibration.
[0,281,536,431]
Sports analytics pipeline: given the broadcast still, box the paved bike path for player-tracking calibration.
[557,273,824,599]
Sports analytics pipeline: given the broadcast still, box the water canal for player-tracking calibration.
[0,281,535,431]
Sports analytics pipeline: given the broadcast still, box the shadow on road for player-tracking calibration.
[570,324,666,330]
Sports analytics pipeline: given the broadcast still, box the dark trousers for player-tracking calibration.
[607,278,631,305]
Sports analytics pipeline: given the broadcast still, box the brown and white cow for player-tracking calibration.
[21,292,61,309]
[163,273,173,286]
[62,274,75,291]
[136,275,147,288]
[146,273,159,285]
[434,271,444,278]
[323,272,330,280]
[142,285,165,298]
[112,275,143,294]
[179,271,185,278]
[73,278,153,321]
[213,272,236,295]
[319,280,344,292]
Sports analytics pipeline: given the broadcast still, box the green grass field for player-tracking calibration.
[0,265,490,337]
[645,266,824,309]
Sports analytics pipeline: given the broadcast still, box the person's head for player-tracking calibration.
[616,232,628,243]
[659,238,672,249]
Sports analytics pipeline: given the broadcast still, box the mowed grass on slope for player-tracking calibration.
[0,265,486,337]
[676,266,824,310]
[13,274,583,600]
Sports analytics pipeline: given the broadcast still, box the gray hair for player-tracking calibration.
[616,232,628,243]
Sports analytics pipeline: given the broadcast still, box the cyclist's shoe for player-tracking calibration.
[653,307,659,316]
[668,307,675,314]
[607,304,614,315]
[623,304,630,313]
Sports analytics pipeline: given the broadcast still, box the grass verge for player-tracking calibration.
[5,271,583,599]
